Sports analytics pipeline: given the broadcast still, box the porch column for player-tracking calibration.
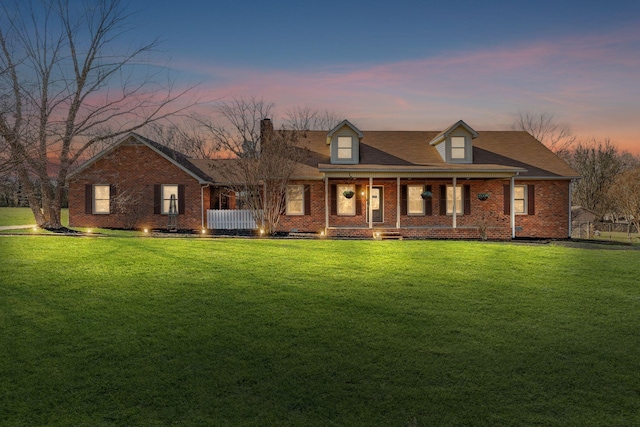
[369,176,373,229]
[452,177,457,229]
[510,176,516,238]
[324,176,329,231]
[396,177,401,229]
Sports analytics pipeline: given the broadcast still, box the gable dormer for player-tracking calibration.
[429,120,478,164]
[327,119,363,164]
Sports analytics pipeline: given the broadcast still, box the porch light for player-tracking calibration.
[478,193,490,201]
[343,190,355,199]
[421,190,433,199]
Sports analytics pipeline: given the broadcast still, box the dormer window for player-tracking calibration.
[451,136,466,160]
[337,137,352,159]
[327,120,362,164]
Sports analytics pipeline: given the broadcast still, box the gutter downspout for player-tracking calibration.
[568,180,573,238]
[324,176,329,233]
[510,176,516,239]
[396,177,400,229]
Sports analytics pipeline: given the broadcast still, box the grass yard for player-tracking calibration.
[1,237,639,426]
[0,207,69,227]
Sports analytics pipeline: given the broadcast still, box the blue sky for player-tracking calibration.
[133,0,640,152]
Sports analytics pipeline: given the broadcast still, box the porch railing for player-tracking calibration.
[207,209,258,230]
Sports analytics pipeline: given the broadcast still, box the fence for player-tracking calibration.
[207,209,258,230]
[572,221,639,242]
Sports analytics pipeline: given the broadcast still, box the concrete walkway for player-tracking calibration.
[0,224,36,230]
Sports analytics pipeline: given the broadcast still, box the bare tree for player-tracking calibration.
[202,97,309,234]
[143,118,217,159]
[0,0,198,228]
[567,138,636,218]
[511,111,576,154]
[609,167,640,238]
[283,105,343,131]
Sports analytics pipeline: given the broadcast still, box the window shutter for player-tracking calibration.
[304,185,311,216]
[85,185,92,214]
[464,184,471,215]
[110,184,117,213]
[528,184,535,215]
[330,184,337,215]
[503,184,510,215]
[154,184,161,214]
[178,185,185,214]
[425,185,432,216]
[439,185,446,215]
[400,185,407,216]
[356,185,362,216]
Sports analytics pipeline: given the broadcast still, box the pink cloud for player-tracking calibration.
[172,25,640,153]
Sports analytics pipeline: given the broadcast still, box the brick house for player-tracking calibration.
[68,119,579,239]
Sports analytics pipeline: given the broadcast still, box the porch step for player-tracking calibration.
[373,230,403,240]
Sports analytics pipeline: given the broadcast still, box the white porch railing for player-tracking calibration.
[207,209,258,230]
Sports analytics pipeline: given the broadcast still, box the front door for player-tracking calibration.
[368,186,383,223]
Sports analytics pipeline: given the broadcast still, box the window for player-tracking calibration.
[446,185,463,215]
[162,185,179,214]
[451,136,466,159]
[407,185,424,215]
[337,184,355,215]
[337,137,352,159]
[93,185,110,214]
[514,185,527,214]
[286,185,304,215]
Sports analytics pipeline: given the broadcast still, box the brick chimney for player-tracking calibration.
[260,118,273,148]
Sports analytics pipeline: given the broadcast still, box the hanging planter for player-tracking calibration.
[477,193,490,201]
[343,190,355,199]
[421,190,433,200]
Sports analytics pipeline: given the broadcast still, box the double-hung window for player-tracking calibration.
[337,137,352,159]
[337,184,356,215]
[451,136,466,160]
[286,185,304,215]
[162,185,179,214]
[446,185,463,215]
[93,185,110,214]
[514,185,527,214]
[407,185,425,215]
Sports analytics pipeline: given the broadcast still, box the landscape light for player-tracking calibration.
[143,228,148,233]
[87,229,92,234]
[201,228,206,234]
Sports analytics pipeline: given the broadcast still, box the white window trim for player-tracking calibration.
[286,185,305,215]
[446,185,464,215]
[514,185,528,215]
[93,184,110,214]
[162,184,179,215]
[337,184,356,216]
[450,136,466,160]
[337,136,352,160]
[407,185,425,215]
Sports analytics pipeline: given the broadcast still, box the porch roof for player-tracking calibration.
[317,163,526,179]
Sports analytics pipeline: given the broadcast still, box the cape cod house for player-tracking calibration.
[67,119,579,239]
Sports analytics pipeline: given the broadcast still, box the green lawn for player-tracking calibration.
[0,207,69,227]
[1,237,639,426]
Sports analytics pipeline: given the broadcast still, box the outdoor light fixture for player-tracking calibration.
[343,190,355,199]
[201,228,206,234]
[259,228,264,235]
[143,228,149,233]
[32,226,38,232]
[87,229,92,234]
[421,190,433,199]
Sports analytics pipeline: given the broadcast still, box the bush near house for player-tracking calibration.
[1,238,638,426]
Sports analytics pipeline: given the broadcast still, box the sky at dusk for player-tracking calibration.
[131,0,640,153]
